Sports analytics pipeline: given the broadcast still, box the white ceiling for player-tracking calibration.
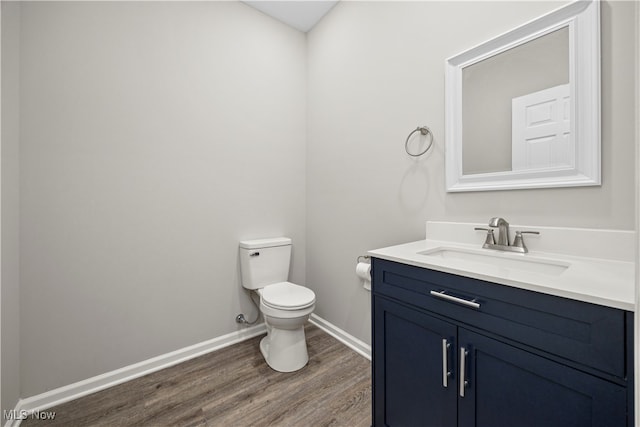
[243,1,339,33]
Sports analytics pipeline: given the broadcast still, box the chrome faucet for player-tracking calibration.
[489,217,510,246]
[475,217,540,253]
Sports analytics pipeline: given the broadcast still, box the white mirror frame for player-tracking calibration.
[445,0,600,192]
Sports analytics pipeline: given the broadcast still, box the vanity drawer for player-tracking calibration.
[372,258,627,378]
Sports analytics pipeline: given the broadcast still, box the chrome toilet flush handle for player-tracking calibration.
[249,251,260,257]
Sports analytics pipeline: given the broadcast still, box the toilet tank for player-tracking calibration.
[239,237,292,290]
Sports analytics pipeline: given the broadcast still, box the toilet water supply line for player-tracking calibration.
[236,293,261,325]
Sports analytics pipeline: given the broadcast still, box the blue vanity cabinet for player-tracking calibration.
[373,296,458,427]
[457,328,626,427]
[371,257,633,427]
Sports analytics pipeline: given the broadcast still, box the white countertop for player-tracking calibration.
[368,239,636,311]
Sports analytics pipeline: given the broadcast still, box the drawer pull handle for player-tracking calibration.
[430,290,480,309]
[442,339,451,388]
[459,347,469,398]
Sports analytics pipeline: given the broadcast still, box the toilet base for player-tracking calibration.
[260,323,309,372]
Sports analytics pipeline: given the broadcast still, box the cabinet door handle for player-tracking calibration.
[430,290,480,309]
[442,339,451,388]
[459,347,469,398]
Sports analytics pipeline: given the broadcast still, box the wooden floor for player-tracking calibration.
[22,325,371,427]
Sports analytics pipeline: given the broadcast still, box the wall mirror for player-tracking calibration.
[445,0,600,192]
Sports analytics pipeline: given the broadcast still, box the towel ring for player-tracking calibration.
[405,126,434,157]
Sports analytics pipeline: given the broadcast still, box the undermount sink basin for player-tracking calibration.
[417,247,570,276]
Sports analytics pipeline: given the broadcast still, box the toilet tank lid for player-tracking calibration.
[239,237,291,249]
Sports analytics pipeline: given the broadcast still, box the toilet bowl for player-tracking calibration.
[239,238,316,372]
[257,282,315,372]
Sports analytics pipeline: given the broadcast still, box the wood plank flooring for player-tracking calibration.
[21,325,371,427]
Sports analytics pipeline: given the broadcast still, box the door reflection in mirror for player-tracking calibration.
[461,27,569,175]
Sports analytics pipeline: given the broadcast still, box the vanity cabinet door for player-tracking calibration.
[457,328,627,427]
[373,296,457,427]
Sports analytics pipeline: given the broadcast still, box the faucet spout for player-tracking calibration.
[489,217,510,246]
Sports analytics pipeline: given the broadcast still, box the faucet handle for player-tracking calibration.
[512,230,540,252]
[474,227,496,246]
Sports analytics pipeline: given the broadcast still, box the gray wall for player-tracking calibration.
[18,2,306,396]
[306,1,637,345]
[2,0,21,415]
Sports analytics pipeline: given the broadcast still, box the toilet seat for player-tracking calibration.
[260,282,316,311]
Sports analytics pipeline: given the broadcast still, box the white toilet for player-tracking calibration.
[239,237,316,372]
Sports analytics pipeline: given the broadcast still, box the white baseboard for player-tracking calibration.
[309,314,371,360]
[5,314,371,427]
[4,323,267,427]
